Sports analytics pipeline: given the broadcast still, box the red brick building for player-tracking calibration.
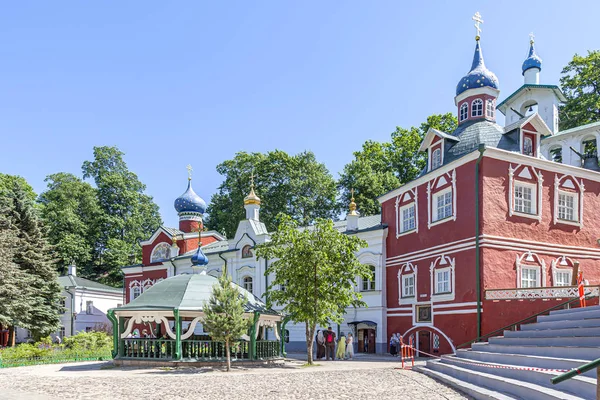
[380,34,600,355]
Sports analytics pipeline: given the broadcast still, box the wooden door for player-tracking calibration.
[419,331,431,356]
[367,329,376,353]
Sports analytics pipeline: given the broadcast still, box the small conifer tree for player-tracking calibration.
[202,272,251,371]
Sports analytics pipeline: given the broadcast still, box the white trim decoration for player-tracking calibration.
[508,164,543,221]
[486,286,600,300]
[396,188,418,238]
[398,263,418,306]
[516,251,546,288]
[553,174,584,227]
[430,255,455,303]
[551,257,575,287]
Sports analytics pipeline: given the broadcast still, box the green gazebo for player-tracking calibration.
[107,273,285,365]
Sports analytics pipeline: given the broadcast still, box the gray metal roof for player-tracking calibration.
[58,275,123,294]
[162,226,184,236]
[249,219,268,235]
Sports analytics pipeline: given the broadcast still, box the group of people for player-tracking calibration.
[314,326,354,361]
[389,333,402,356]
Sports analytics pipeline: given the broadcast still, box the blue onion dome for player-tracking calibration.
[174,180,207,215]
[191,245,209,266]
[522,40,542,75]
[456,40,499,96]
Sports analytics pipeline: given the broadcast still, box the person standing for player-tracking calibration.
[390,333,399,356]
[323,326,336,360]
[315,330,326,360]
[345,333,354,360]
[336,332,346,360]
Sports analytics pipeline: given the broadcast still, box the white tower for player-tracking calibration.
[244,175,261,221]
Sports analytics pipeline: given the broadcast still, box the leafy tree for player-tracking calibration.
[560,50,600,130]
[0,174,62,340]
[38,173,101,276]
[206,150,339,236]
[82,146,162,284]
[255,215,369,365]
[338,113,458,216]
[202,272,251,371]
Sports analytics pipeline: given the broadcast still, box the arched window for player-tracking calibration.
[459,103,468,121]
[150,242,170,263]
[132,286,141,300]
[242,276,253,293]
[241,245,253,258]
[431,148,442,170]
[486,99,494,118]
[362,265,376,291]
[471,99,483,117]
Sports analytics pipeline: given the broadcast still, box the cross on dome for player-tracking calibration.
[529,32,535,44]
[472,12,483,40]
[186,164,193,180]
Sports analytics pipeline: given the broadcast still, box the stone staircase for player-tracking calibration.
[416,305,600,399]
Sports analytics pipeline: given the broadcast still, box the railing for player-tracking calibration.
[551,357,600,385]
[256,340,280,359]
[122,338,176,359]
[486,285,600,300]
[456,296,588,350]
[181,340,250,361]
[0,351,112,368]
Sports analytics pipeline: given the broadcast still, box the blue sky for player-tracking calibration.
[1,1,598,228]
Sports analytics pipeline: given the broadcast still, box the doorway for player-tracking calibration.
[357,328,376,353]
[418,331,431,357]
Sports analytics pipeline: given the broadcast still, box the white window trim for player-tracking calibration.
[395,189,418,238]
[434,267,452,295]
[486,99,495,118]
[427,170,457,229]
[471,98,483,117]
[430,256,455,303]
[460,102,468,121]
[402,273,415,298]
[513,181,537,218]
[242,275,254,293]
[553,175,584,228]
[551,258,574,287]
[431,148,442,170]
[361,265,377,292]
[399,203,417,235]
[520,266,540,288]
[431,188,453,224]
[398,263,418,306]
[428,144,444,172]
[508,164,543,221]
[515,252,546,289]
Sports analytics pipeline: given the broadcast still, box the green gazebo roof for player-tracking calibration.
[116,273,278,314]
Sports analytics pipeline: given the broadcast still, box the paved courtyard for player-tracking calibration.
[0,354,470,400]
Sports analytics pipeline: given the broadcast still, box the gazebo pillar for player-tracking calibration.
[281,315,291,357]
[107,310,118,358]
[250,312,260,360]
[174,309,182,360]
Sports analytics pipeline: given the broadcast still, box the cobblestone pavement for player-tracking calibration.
[0,355,471,400]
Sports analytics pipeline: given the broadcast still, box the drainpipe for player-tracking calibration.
[264,258,269,341]
[169,259,178,277]
[65,286,76,336]
[475,144,486,340]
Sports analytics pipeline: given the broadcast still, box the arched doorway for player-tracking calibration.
[348,321,377,354]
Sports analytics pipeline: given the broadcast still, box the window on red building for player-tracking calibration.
[460,103,468,121]
[471,99,483,117]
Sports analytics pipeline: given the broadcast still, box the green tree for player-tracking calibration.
[338,113,458,216]
[255,215,369,365]
[0,174,61,340]
[202,272,251,372]
[38,173,101,276]
[206,150,339,236]
[82,146,162,284]
[560,50,600,130]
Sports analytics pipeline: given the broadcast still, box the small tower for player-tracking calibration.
[244,173,261,221]
[174,165,207,233]
[346,189,360,232]
[522,33,542,84]
[454,12,500,126]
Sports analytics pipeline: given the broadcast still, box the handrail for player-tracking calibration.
[552,357,600,385]
[456,295,587,349]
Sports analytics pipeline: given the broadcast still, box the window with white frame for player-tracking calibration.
[402,274,415,297]
[362,265,376,291]
[132,285,141,300]
[521,267,539,288]
[460,103,468,121]
[523,137,534,156]
[435,267,451,294]
[486,99,494,118]
[431,148,442,170]
[400,203,416,233]
[558,192,578,222]
[514,183,536,215]
[59,297,66,313]
[433,190,452,221]
[242,276,253,293]
[471,99,483,117]
[555,270,572,287]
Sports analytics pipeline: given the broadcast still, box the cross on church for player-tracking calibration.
[250,169,256,188]
[529,32,535,44]
[186,164,193,180]
[472,12,483,39]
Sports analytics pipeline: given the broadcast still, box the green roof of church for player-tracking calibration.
[115,273,278,314]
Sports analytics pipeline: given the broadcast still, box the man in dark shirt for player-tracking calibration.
[323,326,337,360]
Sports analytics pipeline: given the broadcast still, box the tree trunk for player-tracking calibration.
[9,325,15,347]
[305,323,315,365]
[225,339,231,372]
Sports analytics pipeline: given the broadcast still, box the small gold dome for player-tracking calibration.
[244,187,261,206]
[348,189,359,216]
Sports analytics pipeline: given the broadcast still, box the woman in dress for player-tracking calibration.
[336,332,346,360]
[315,330,326,360]
[345,333,354,360]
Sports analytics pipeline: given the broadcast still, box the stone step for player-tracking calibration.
[414,365,517,400]
[422,360,586,400]
[504,326,600,338]
[549,305,600,316]
[441,355,596,399]
[471,342,600,361]
[538,308,600,322]
[489,335,600,347]
[520,317,600,331]
[456,349,596,379]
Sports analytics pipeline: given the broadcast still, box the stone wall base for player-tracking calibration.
[113,358,284,368]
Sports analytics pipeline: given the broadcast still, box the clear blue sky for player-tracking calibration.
[1,1,598,228]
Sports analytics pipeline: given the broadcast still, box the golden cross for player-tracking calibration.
[350,188,355,200]
[472,12,483,39]
[186,164,193,180]
[529,32,535,44]
[250,169,255,188]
